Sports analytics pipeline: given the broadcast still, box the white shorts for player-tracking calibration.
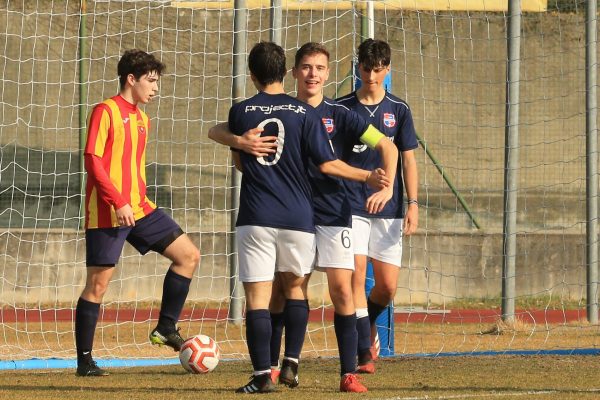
[352,215,403,267]
[236,225,316,282]
[314,225,355,271]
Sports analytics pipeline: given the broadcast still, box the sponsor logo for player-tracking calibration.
[322,118,334,133]
[122,117,130,124]
[383,113,396,128]
[244,104,307,115]
[352,144,368,153]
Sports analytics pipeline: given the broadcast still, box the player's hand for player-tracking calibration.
[403,202,419,235]
[365,168,390,190]
[239,127,277,157]
[365,188,393,214]
[116,204,135,227]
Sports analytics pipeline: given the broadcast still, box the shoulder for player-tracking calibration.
[384,93,410,112]
[90,101,113,121]
[94,99,113,112]
[335,92,356,104]
[323,97,350,112]
[283,94,308,109]
[230,98,247,110]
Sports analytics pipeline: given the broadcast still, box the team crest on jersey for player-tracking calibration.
[138,122,146,135]
[383,113,396,128]
[322,118,334,134]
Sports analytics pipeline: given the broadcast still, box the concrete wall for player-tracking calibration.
[0,5,593,306]
[0,229,587,305]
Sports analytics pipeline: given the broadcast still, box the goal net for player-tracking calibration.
[1,0,597,366]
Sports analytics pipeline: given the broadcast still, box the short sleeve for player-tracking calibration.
[227,103,240,136]
[303,108,336,165]
[395,106,419,151]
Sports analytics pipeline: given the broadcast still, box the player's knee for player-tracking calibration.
[182,245,201,270]
[190,246,201,266]
[374,283,396,302]
[84,280,109,300]
[330,285,353,308]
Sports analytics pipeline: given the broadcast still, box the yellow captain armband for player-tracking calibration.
[359,124,386,149]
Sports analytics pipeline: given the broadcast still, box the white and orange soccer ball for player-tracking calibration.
[179,334,220,373]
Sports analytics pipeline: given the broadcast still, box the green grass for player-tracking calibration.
[2,356,600,399]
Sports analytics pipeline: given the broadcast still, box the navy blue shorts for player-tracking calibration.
[85,208,184,266]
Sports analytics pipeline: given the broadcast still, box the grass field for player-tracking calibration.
[2,355,600,400]
[3,319,600,399]
[3,306,600,399]
[0,321,600,360]
[3,318,600,360]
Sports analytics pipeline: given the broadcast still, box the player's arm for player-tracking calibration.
[231,151,243,173]
[318,159,389,190]
[84,105,135,226]
[84,154,135,227]
[402,149,419,235]
[360,124,399,214]
[208,122,277,157]
[308,109,388,189]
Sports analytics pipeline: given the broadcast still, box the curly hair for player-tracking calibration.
[117,49,165,89]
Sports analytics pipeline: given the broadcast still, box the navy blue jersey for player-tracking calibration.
[228,92,336,232]
[309,98,370,227]
[336,91,418,219]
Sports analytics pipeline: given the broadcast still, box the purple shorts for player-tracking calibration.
[85,208,184,266]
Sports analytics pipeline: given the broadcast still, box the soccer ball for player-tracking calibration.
[179,334,220,373]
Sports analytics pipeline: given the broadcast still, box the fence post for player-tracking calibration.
[586,0,598,324]
[501,0,522,323]
[228,0,248,325]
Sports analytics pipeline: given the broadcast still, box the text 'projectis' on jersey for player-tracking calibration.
[228,92,336,233]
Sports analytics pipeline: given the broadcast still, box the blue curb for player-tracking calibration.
[0,357,180,370]
[1,349,597,370]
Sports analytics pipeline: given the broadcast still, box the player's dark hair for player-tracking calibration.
[294,42,330,67]
[117,49,165,89]
[248,41,286,86]
[357,39,391,70]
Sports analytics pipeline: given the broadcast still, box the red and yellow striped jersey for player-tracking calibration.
[84,95,156,229]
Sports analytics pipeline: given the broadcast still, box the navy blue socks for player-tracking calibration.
[283,299,309,359]
[157,268,191,332]
[270,311,285,367]
[334,312,358,375]
[75,297,100,364]
[367,297,387,326]
[246,309,272,372]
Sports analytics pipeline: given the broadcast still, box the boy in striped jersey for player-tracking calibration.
[336,39,419,374]
[75,50,201,377]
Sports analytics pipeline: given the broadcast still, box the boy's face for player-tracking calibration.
[130,70,160,104]
[358,63,390,90]
[292,52,330,98]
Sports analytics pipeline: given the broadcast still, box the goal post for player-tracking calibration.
[4,0,600,369]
